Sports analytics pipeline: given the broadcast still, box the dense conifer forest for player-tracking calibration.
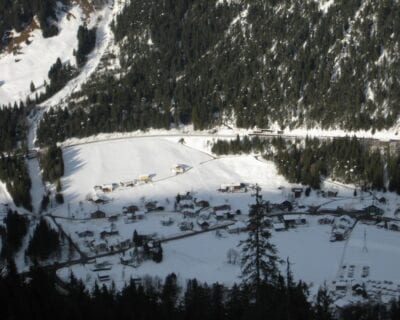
[26,218,61,260]
[0,105,27,152]
[1,262,400,320]
[0,156,32,211]
[212,136,396,191]
[35,0,400,141]
[39,144,64,183]
[0,210,29,258]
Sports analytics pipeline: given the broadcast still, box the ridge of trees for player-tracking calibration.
[0,210,29,258]
[0,156,32,211]
[0,263,400,319]
[26,218,60,260]
[75,25,97,67]
[0,105,27,153]
[212,135,389,191]
[39,144,64,183]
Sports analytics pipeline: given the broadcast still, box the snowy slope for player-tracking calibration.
[60,137,290,217]
[42,0,118,108]
[0,0,116,107]
[0,6,83,106]
[0,181,12,207]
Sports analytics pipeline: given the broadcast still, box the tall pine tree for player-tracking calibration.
[239,185,280,299]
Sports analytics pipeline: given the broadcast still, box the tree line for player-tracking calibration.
[0,155,32,211]
[0,105,27,153]
[39,144,64,183]
[26,218,61,261]
[0,260,400,320]
[0,210,29,259]
[212,136,392,191]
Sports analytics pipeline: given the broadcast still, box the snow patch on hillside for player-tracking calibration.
[0,6,83,106]
[42,0,118,108]
[315,0,335,13]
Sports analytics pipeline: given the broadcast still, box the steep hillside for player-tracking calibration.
[36,0,400,144]
[0,0,106,107]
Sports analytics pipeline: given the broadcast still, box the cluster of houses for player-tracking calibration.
[93,174,154,194]
[176,192,242,231]
[218,182,249,193]
[91,164,191,197]
[77,226,132,254]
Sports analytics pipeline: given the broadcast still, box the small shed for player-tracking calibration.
[195,200,210,208]
[278,200,293,212]
[291,187,304,198]
[91,210,106,219]
[97,272,111,282]
[78,230,94,238]
[214,204,231,212]
[227,221,248,234]
[219,183,246,193]
[100,230,119,239]
[92,240,108,253]
[388,221,400,232]
[138,174,152,183]
[145,201,157,211]
[101,184,115,193]
[161,217,174,226]
[197,219,210,230]
[283,214,307,228]
[179,200,194,210]
[123,205,139,214]
[272,222,286,231]
[172,164,188,174]
[364,204,384,216]
[179,221,194,231]
[182,208,197,218]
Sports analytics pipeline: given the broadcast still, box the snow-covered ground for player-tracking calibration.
[0,0,117,107]
[0,181,12,206]
[49,136,400,298]
[0,5,83,106]
[342,222,400,282]
[41,0,118,108]
[58,136,290,217]
[57,216,344,292]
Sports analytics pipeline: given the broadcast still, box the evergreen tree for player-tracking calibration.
[314,284,335,320]
[1,210,29,258]
[239,185,280,299]
[26,218,60,260]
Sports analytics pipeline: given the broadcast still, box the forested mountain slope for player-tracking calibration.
[38,0,400,144]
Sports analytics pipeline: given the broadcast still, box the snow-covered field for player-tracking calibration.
[59,137,290,217]
[342,223,400,282]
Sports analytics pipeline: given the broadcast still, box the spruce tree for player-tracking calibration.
[239,185,280,299]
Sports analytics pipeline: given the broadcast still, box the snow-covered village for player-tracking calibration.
[3,133,400,309]
[1,0,400,319]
